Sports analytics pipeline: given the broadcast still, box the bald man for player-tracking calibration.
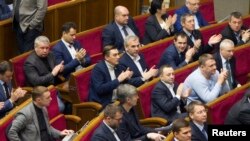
[102,5,140,51]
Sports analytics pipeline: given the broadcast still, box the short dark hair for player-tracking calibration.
[0,61,12,75]
[159,65,172,76]
[198,54,214,66]
[103,45,117,57]
[61,22,77,33]
[172,118,190,133]
[181,13,194,25]
[174,32,188,41]
[186,100,207,115]
[103,104,122,118]
[149,0,163,15]
[31,86,49,101]
[229,11,242,21]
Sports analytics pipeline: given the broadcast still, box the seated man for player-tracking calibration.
[174,0,208,32]
[88,45,133,107]
[172,118,192,141]
[180,13,222,61]
[91,104,124,141]
[102,5,140,51]
[119,35,158,87]
[117,84,166,141]
[186,101,208,141]
[0,61,27,118]
[52,22,91,79]
[224,90,250,124]
[0,0,12,20]
[24,36,65,112]
[151,65,191,123]
[8,86,73,141]
[184,54,230,104]
[158,32,195,69]
[221,11,250,46]
[214,39,240,90]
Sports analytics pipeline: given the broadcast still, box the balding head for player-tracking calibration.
[114,6,129,25]
[220,39,235,60]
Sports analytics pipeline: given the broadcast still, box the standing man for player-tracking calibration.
[88,45,133,107]
[0,61,27,118]
[102,5,140,51]
[186,101,208,141]
[172,118,192,141]
[174,0,208,32]
[158,32,195,69]
[221,11,250,46]
[214,39,240,90]
[119,35,158,87]
[8,86,73,141]
[52,22,91,79]
[184,54,230,104]
[12,0,47,53]
[151,65,191,123]
[91,104,124,141]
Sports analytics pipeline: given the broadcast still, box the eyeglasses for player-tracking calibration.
[130,44,141,48]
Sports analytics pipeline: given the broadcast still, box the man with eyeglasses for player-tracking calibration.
[91,104,124,141]
[174,0,208,32]
[187,100,208,141]
[119,35,158,87]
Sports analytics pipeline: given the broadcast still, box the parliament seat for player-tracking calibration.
[48,0,67,6]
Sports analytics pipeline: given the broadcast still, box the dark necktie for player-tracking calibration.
[202,127,208,140]
[14,0,22,22]
[226,61,233,89]
[3,83,10,99]
[234,32,241,43]
[122,26,129,37]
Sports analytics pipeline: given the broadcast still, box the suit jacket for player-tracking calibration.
[118,106,154,141]
[221,25,248,46]
[224,91,250,124]
[88,60,127,107]
[119,53,148,87]
[52,40,91,78]
[158,44,188,69]
[151,81,186,123]
[143,14,175,45]
[24,51,60,87]
[12,0,47,32]
[181,30,213,61]
[190,121,208,141]
[213,52,238,89]
[0,81,13,118]
[102,17,140,51]
[0,0,12,20]
[174,5,208,32]
[91,122,124,141]
[7,103,61,141]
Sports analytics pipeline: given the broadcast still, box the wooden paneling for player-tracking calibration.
[109,0,140,22]
[85,0,109,29]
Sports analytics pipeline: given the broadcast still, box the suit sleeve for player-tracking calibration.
[7,113,28,141]
[102,26,115,47]
[174,10,183,32]
[158,50,187,69]
[238,105,250,124]
[0,4,12,20]
[0,99,13,115]
[29,0,47,29]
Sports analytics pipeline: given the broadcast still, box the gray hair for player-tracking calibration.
[220,39,235,50]
[123,35,139,48]
[117,84,138,104]
[34,36,50,48]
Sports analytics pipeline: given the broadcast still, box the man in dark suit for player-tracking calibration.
[88,45,133,107]
[221,11,250,46]
[0,61,27,118]
[214,39,240,90]
[119,35,158,87]
[172,118,192,141]
[180,13,222,61]
[174,0,208,32]
[11,0,47,53]
[102,5,140,51]
[151,65,190,123]
[116,84,166,141]
[187,101,208,141]
[158,32,195,69]
[8,86,73,141]
[224,90,250,124]
[0,0,12,20]
[91,104,124,141]
[24,36,65,112]
[52,22,91,79]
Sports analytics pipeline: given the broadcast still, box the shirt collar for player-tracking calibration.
[161,80,174,89]
[61,38,72,48]
[103,120,116,133]
[220,53,227,64]
[116,22,126,30]
[0,80,4,85]
[193,121,204,131]
[126,52,140,62]
[183,28,193,37]
[105,60,115,70]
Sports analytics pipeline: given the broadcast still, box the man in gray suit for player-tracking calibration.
[11,0,47,53]
[8,86,73,141]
